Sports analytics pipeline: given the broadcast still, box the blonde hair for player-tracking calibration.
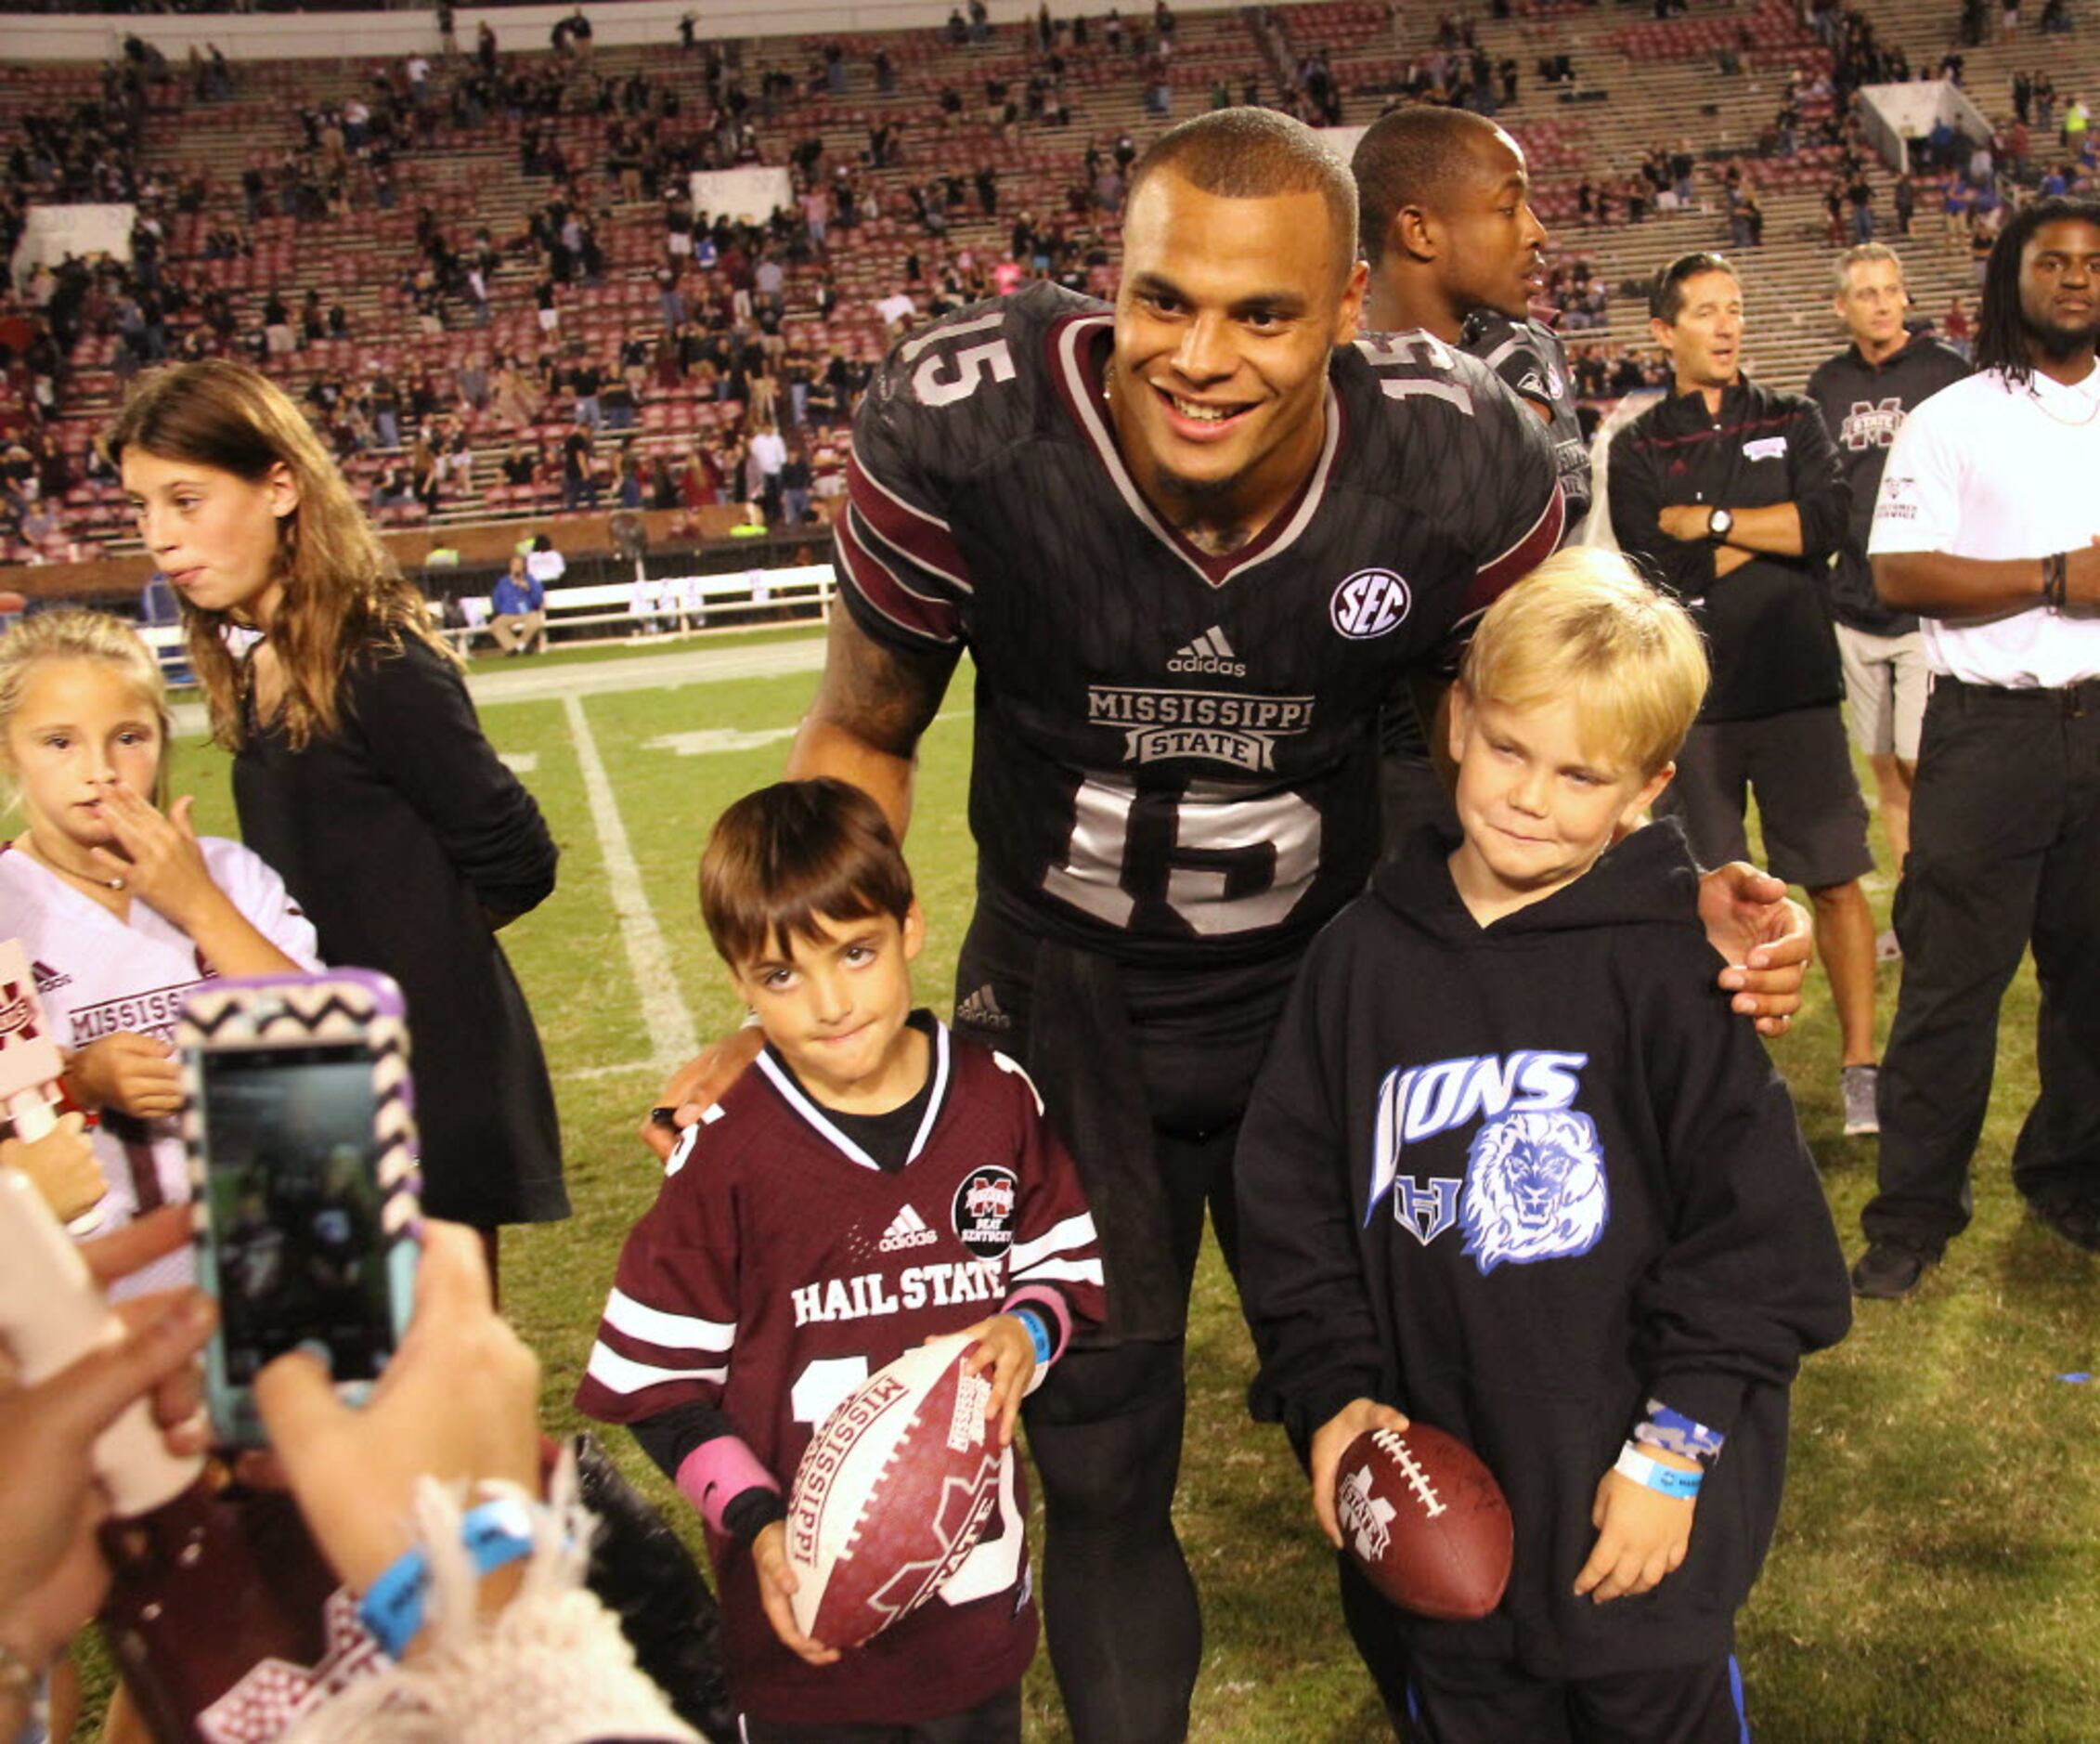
[106,359,460,752]
[1459,549,1708,775]
[0,609,173,806]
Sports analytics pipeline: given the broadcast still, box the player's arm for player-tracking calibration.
[1607,429,1741,594]
[1661,401,1849,563]
[1860,385,2094,620]
[1669,500,1800,555]
[786,605,960,844]
[1875,544,2100,617]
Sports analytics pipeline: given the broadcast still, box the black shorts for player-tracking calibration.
[952,899,1298,1345]
[1656,705,1873,891]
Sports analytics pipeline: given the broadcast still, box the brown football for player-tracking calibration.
[1334,1423,1513,1620]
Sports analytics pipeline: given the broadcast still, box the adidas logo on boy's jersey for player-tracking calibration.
[1167,626,1247,677]
[879,1204,941,1252]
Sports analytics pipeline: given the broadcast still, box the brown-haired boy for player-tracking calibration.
[577,777,1105,1741]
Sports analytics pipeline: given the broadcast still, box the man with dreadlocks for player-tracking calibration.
[1850,196,2100,1298]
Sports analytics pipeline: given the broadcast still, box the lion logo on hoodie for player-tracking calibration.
[1459,1109,1609,1274]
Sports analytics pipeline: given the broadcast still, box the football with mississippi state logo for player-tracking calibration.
[1334,1423,1513,1620]
[784,1334,1003,1648]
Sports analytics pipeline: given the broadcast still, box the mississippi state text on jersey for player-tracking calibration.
[1461,308,1592,528]
[575,1022,1105,1727]
[837,283,1562,970]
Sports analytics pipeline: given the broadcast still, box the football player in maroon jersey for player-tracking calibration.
[650,110,1811,1743]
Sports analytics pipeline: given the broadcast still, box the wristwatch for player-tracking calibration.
[1705,506,1734,541]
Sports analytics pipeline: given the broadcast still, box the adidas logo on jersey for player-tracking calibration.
[879,1204,941,1252]
[955,984,1012,1032]
[1167,626,1247,677]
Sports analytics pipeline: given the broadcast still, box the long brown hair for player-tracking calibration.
[107,359,460,750]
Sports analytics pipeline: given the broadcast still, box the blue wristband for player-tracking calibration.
[357,1494,540,1659]
[1635,1398,1726,1464]
[1009,1305,1054,1367]
[1614,1443,1703,1499]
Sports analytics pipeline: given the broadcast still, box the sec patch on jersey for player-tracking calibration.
[1336,1423,1513,1621]
[785,1334,1003,1648]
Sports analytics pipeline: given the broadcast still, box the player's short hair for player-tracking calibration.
[700,777,915,970]
[1459,549,1709,776]
[1833,241,1904,294]
[1649,252,1738,325]
[1127,107,1358,280]
[0,609,172,806]
[1352,107,1510,267]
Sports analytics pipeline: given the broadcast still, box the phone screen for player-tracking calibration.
[199,1043,394,1386]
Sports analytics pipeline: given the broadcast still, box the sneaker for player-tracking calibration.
[2029,1194,2100,1254]
[1850,1240,1936,1299]
[1841,1063,1880,1137]
[1876,928,1902,963]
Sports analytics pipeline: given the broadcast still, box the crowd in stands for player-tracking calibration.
[0,0,2093,570]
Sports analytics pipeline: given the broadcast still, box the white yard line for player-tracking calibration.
[563,691,699,1077]
[170,633,829,737]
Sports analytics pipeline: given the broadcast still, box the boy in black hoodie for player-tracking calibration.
[1237,550,1851,1742]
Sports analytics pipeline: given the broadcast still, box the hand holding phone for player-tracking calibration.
[180,971,421,1446]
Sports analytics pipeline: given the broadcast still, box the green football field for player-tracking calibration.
[156,626,2096,1743]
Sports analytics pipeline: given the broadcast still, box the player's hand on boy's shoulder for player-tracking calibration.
[1695,861,1812,1038]
[1575,1449,1698,1605]
[752,1520,841,1666]
[639,1024,767,1160]
[1308,1399,1411,1550]
[948,1314,1035,1449]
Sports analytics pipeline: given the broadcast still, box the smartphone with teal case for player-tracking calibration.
[181,970,421,1447]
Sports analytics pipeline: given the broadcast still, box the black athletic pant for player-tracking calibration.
[1403,1650,1750,1744]
[958,910,1287,1744]
[1861,678,2100,1253]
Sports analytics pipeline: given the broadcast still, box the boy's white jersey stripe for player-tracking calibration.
[1008,1213,1099,1273]
[1009,1256,1106,1285]
[585,1342,729,1395]
[601,1287,735,1352]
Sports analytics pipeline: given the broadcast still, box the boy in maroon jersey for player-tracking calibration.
[577,778,1106,1741]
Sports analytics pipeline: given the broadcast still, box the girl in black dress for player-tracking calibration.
[108,360,567,1278]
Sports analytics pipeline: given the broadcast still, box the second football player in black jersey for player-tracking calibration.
[1353,106,1593,529]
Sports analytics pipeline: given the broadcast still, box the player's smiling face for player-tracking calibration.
[731,904,927,1110]
[1112,169,1366,530]
[1445,689,1672,919]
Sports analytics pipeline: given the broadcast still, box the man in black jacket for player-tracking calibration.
[1613,253,1880,1133]
[1805,245,1968,924]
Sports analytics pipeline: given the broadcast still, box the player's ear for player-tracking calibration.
[1333,259,1369,345]
[1648,316,1674,353]
[1625,761,1675,827]
[265,461,301,521]
[1394,202,1438,264]
[901,901,926,962]
[1445,685,1474,764]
